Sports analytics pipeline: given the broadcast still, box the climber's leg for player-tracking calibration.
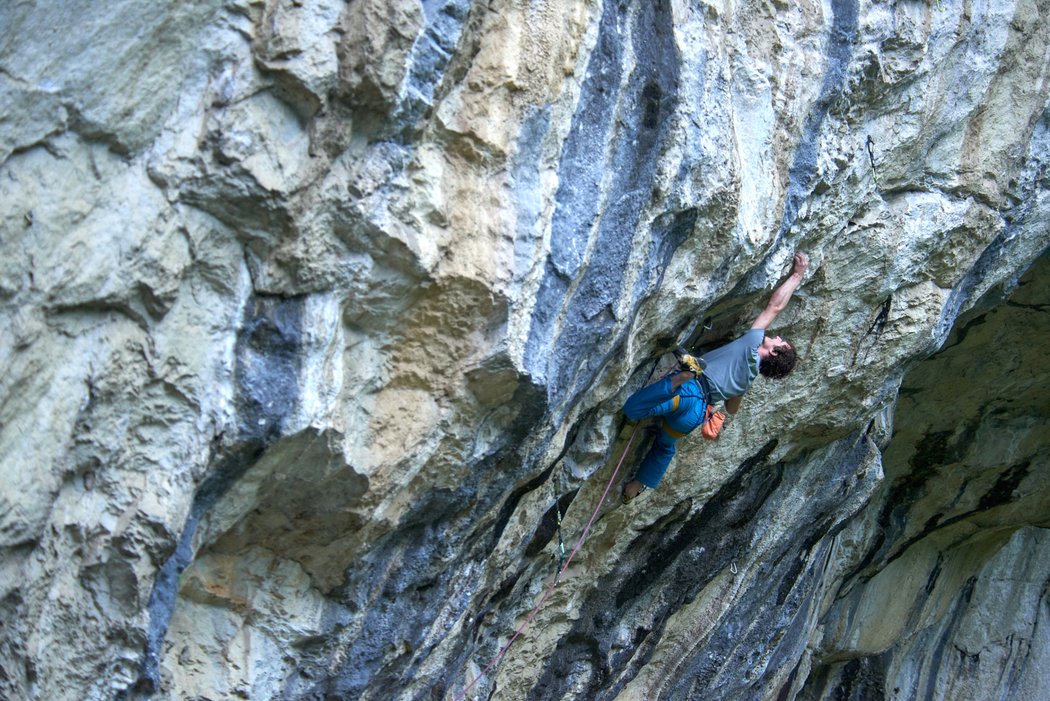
[633,431,677,489]
[623,377,678,421]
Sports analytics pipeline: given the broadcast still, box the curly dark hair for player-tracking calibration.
[759,343,798,379]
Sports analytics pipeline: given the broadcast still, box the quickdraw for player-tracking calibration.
[554,494,566,572]
[866,135,880,189]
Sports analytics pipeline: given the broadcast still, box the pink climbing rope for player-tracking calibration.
[450,423,641,701]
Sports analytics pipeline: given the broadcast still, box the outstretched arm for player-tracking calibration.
[752,252,809,330]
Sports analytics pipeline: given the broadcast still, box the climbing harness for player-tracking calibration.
[662,422,688,439]
[661,395,688,438]
[450,423,642,701]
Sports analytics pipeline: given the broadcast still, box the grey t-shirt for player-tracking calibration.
[699,328,764,403]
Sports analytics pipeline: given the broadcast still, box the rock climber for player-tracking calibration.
[620,252,810,502]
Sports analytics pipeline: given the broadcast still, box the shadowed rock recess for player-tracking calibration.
[2,1,1050,700]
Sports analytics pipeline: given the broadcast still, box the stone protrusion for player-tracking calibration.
[1,1,1049,700]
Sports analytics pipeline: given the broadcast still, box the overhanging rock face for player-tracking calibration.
[798,253,1050,701]
[0,2,1048,700]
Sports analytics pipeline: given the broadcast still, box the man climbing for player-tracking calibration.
[620,252,810,502]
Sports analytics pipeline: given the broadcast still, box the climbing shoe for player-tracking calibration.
[673,347,705,375]
[621,480,647,505]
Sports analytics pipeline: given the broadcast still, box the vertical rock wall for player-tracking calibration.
[1,1,1048,700]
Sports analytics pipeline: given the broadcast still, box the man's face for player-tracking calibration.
[763,336,791,356]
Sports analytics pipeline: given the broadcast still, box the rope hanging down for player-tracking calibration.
[450,423,642,701]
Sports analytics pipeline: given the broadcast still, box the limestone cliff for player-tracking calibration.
[1,1,1048,700]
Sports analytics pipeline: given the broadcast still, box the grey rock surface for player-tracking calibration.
[1,1,1048,700]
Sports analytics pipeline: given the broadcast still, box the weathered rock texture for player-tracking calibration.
[1,1,1049,700]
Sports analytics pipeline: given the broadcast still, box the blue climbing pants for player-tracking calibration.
[635,430,678,488]
[623,375,707,488]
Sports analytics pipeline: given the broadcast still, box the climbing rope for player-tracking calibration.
[449,423,642,701]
